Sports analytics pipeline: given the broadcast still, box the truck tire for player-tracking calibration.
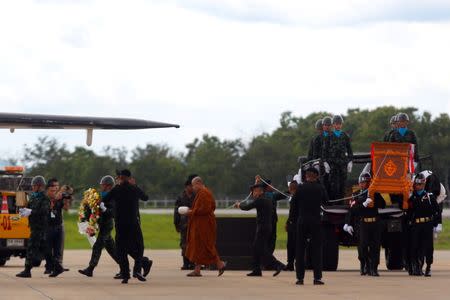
[322,225,339,271]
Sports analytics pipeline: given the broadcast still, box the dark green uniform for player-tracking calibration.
[389,128,419,162]
[383,129,396,142]
[24,192,51,269]
[323,131,353,200]
[174,191,194,267]
[82,193,119,269]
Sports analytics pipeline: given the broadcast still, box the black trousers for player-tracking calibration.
[296,222,322,280]
[115,224,144,278]
[253,225,282,272]
[268,218,277,255]
[286,225,296,265]
[89,222,119,268]
[329,164,347,201]
[358,221,382,267]
[410,222,434,267]
[45,225,63,271]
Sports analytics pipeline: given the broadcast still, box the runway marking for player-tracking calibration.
[0,271,53,300]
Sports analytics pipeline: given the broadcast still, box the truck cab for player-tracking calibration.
[0,166,32,266]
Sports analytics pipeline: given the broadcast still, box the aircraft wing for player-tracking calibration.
[0,112,180,146]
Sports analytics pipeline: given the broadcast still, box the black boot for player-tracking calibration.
[78,266,94,277]
[424,265,431,277]
[247,270,262,277]
[133,272,147,282]
[142,258,153,277]
[284,263,295,271]
[49,263,65,278]
[16,267,32,278]
[360,262,367,276]
[371,264,380,277]
[412,263,422,276]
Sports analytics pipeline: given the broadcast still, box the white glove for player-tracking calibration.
[343,224,354,236]
[178,206,189,215]
[434,224,442,233]
[363,198,373,208]
[99,202,107,212]
[19,208,32,217]
[413,161,418,170]
[347,161,353,173]
[323,162,331,174]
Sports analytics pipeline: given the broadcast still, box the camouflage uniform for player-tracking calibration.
[323,131,353,200]
[383,129,396,142]
[174,191,194,267]
[82,198,119,269]
[24,192,51,269]
[389,129,419,162]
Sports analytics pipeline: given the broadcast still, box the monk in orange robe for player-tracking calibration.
[185,177,226,277]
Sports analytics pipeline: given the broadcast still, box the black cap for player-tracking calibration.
[116,169,132,177]
[250,183,266,190]
[185,174,199,186]
[305,167,319,175]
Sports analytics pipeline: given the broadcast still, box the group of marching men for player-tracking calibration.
[16,170,153,284]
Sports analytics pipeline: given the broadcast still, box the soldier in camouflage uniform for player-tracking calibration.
[389,112,419,164]
[323,115,353,201]
[79,175,120,277]
[16,176,64,278]
[307,119,323,161]
[383,114,398,142]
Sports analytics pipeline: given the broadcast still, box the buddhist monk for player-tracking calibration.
[185,176,226,277]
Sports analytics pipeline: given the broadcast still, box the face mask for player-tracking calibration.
[323,131,329,137]
[416,189,425,196]
[398,127,407,136]
[32,191,42,198]
[101,191,109,198]
[333,130,342,137]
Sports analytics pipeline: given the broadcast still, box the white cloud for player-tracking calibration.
[0,0,449,157]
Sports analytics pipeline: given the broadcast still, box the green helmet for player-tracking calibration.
[322,116,332,126]
[332,115,344,125]
[100,175,115,186]
[397,113,409,122]
[315,119,323,130]
[31,175,46,187]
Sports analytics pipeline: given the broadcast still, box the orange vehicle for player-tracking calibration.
[0,166,32,266]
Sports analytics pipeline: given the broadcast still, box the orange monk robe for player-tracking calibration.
[186,187,220,265]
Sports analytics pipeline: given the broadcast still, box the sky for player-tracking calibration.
[0,0,449,159]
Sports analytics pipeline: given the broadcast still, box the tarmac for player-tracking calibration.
[1,249,450,300]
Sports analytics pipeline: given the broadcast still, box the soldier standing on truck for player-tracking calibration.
[16,176,64,278]
[408,173,442,277]
[343,173,386,276]
[323,115,353,201]
[383,115,398,142]
[307,119,323,161]
[389,113,419,167]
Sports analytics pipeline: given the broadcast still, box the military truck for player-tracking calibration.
[297,142,445,271]
[0,166,32,266]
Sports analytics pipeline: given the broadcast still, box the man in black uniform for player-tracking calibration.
[307,119,323,161]
[289,167,329,285]
[102,169,149,284]
[174,174,197,270]
[389,112,419,166]
[408,173,441,277]
[79,175,120,277]
[323,115,353,201]
[343,173,385,276]
[234,183,284,277]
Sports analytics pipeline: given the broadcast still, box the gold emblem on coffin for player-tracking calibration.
[384,160,397,177]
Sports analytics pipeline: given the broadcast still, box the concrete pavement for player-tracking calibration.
[1,249,450,300]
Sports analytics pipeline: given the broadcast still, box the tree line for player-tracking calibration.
[12,106,450,202]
